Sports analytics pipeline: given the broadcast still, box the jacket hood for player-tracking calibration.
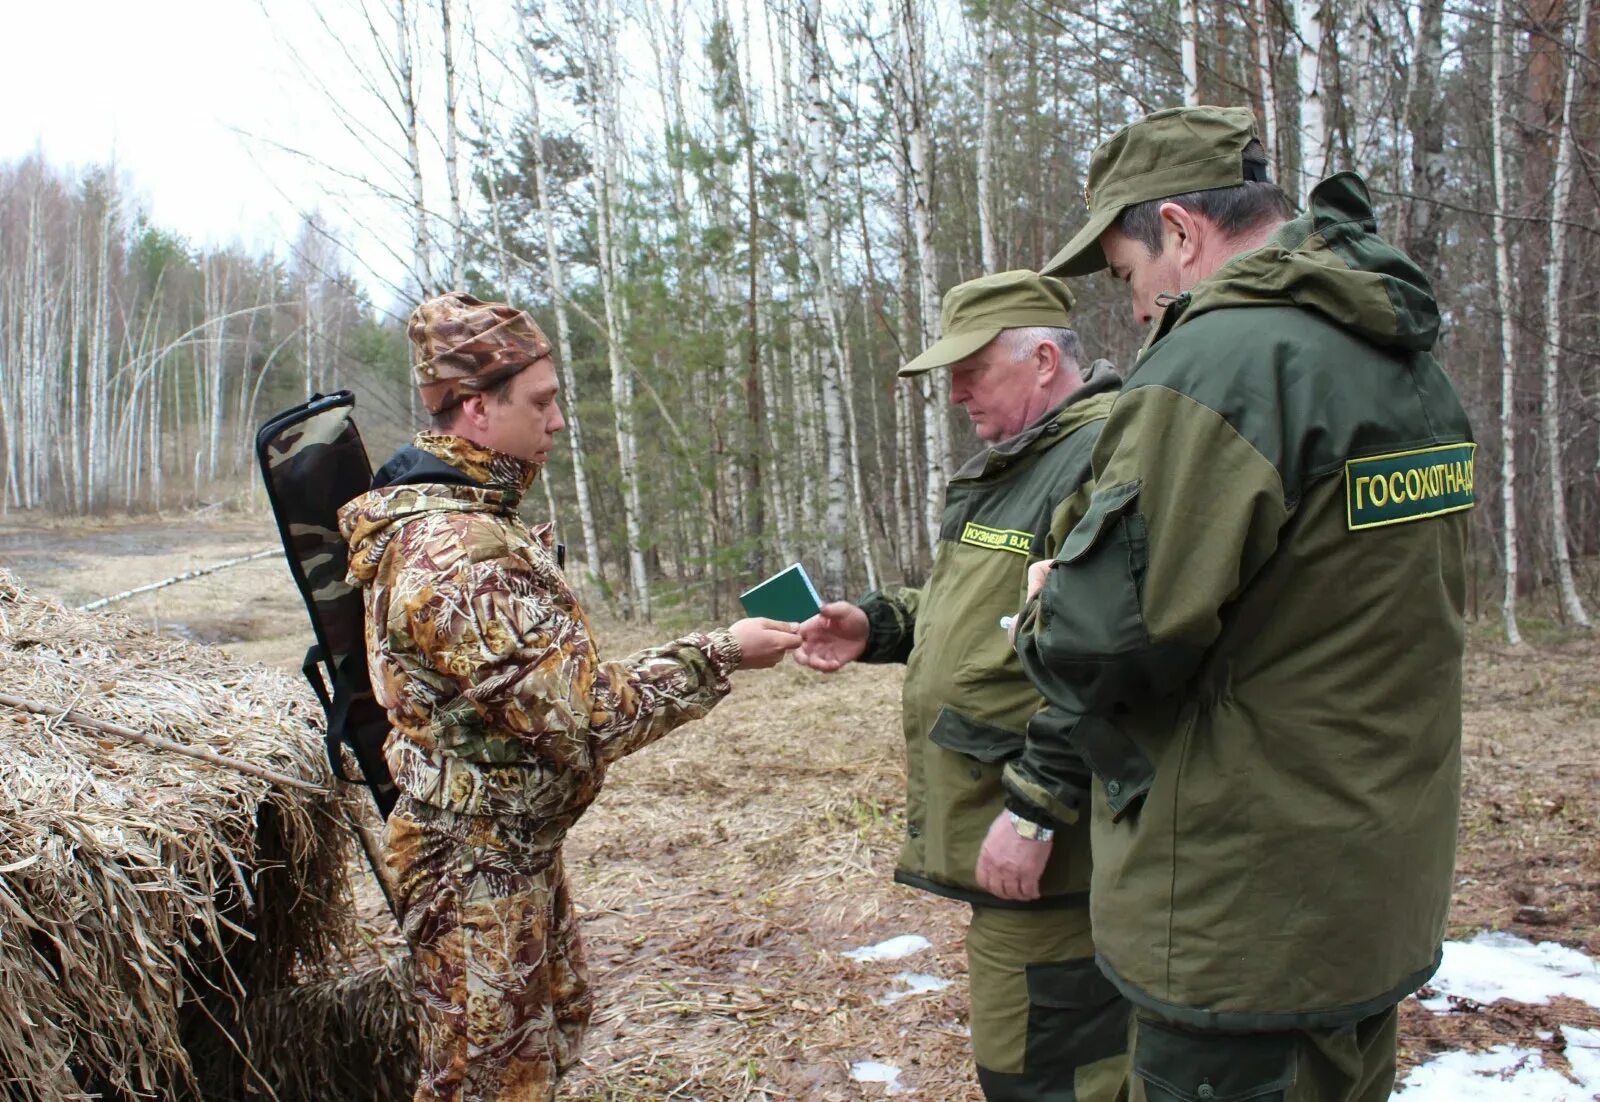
[1152,172,1440,356]
[337,432,538,585]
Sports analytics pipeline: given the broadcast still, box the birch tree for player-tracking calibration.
[1295,0,1328,201]
[1488,0,1522,645]
[796,0,853,594]
[896,0,950,552]
[519,40,605,593]
[395,0,435,297]
[1181,0,1202,104]
[1252,0,1279,175]
[1400,0,1446,273]
[976,3,1001,272]
[439,0,467,287]
[575,0,651,617]
[1538,0,1593,629]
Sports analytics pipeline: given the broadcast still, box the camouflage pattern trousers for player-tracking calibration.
[385,795,593,1102]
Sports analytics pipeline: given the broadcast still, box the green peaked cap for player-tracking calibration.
[1042,105,1264,277]
[899,269,1076,377]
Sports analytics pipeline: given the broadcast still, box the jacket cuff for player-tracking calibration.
[695,628,743,680]
[1001,761,1082,829]
[858,591,915,664]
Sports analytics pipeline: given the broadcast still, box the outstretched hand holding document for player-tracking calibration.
[738,563,823,622]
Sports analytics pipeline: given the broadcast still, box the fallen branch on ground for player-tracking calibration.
[77,548,282,611]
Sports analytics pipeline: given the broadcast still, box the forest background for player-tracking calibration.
[1,0,1596,642]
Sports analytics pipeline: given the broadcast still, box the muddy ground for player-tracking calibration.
[2,508,1596,1100]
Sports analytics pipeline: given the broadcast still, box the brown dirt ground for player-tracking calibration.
[2,509,1597,1099]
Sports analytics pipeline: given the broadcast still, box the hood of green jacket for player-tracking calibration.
[1149,172,1440,356]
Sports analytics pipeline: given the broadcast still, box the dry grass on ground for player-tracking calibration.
[2,509,1597,1098]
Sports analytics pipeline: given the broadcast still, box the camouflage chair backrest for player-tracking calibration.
[256,392,398,817]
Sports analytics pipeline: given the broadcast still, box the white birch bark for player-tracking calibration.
[523,54,604,591]
[203,259,229,481]
[582,0,651,618]
[1181,0,1202,104]
[893,166,924,571]
[88,202,111,509]
[1488,0,1523,645]
[1255,0,1280,176]
[439,0,466,288]
[836,243,880,591]
[1349,0,1382,171]
[798,0,852,595]
[396,0,433,298]
[1539,0,1592,629]
[66,222,85,511]
[900,0,950,552]
[976,6,1001,272]
[1295,0,1328,203]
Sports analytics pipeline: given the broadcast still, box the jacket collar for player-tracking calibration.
[411,432,541,501]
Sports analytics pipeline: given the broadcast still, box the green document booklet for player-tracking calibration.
[738,562,823,622]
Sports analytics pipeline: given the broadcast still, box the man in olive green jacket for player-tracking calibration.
[1015,106,1472,1101]
[796,270,1128,1102]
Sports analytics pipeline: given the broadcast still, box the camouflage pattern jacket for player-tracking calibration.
[337,432,740,834]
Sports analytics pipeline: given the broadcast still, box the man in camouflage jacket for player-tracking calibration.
[338,292,799,1102]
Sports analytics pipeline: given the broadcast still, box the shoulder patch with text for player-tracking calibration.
[960,521,1034,555]
[1345,443,1476,530]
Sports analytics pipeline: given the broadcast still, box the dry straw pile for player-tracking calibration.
[0,570,414,1100]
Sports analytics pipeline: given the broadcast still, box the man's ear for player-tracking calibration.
[1157,201,1200,264]
[456,392,491,432]
[1034,335,1061,383]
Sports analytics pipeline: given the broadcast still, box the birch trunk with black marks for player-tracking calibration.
[1489,0,1522,645]
[798,0,852,596]
[1539,0,1592,629]
[523,44,604,592]
[1296,0,1328,202]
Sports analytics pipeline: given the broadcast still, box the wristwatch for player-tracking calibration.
[1007,810,1055,843]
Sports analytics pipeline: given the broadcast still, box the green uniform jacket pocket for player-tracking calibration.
[1073,715,1154,821]
[918,708,1026,889]
[1038,480,1152,694]
[929,706,1026,762]
[1030,480,1159,820]
[1133,1018,1296,1102]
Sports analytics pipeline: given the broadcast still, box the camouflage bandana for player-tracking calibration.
[414,432,541,498]
[408,292,553,415]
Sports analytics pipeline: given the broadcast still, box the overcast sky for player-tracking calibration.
[2,2,335,247]
[0,0,912,310]
[0,0,504,307]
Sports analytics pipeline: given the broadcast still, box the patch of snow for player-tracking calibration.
[844,934,933,963]
[850,1060,910,1095]
[877,972,953,1005]
[1394,1045,1578,1100]
[1420,932,1600,1012]
[1564,1027,1600,1091]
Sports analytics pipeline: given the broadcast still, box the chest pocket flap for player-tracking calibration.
[1056,479,1141,564]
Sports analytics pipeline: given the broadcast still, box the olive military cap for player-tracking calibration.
[1042,105,1264,277]
[899,270,1077,377]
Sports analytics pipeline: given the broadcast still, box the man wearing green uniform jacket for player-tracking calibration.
[1012,105,1473,1102]
[795,270,1130,1102]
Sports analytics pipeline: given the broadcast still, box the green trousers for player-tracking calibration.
[1128,1005,1399,1102]
[967,903,1130,1102]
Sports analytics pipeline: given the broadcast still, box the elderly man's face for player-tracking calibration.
[948,333,1061,443]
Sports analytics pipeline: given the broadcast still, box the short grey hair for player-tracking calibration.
[1000,325,1082,371]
